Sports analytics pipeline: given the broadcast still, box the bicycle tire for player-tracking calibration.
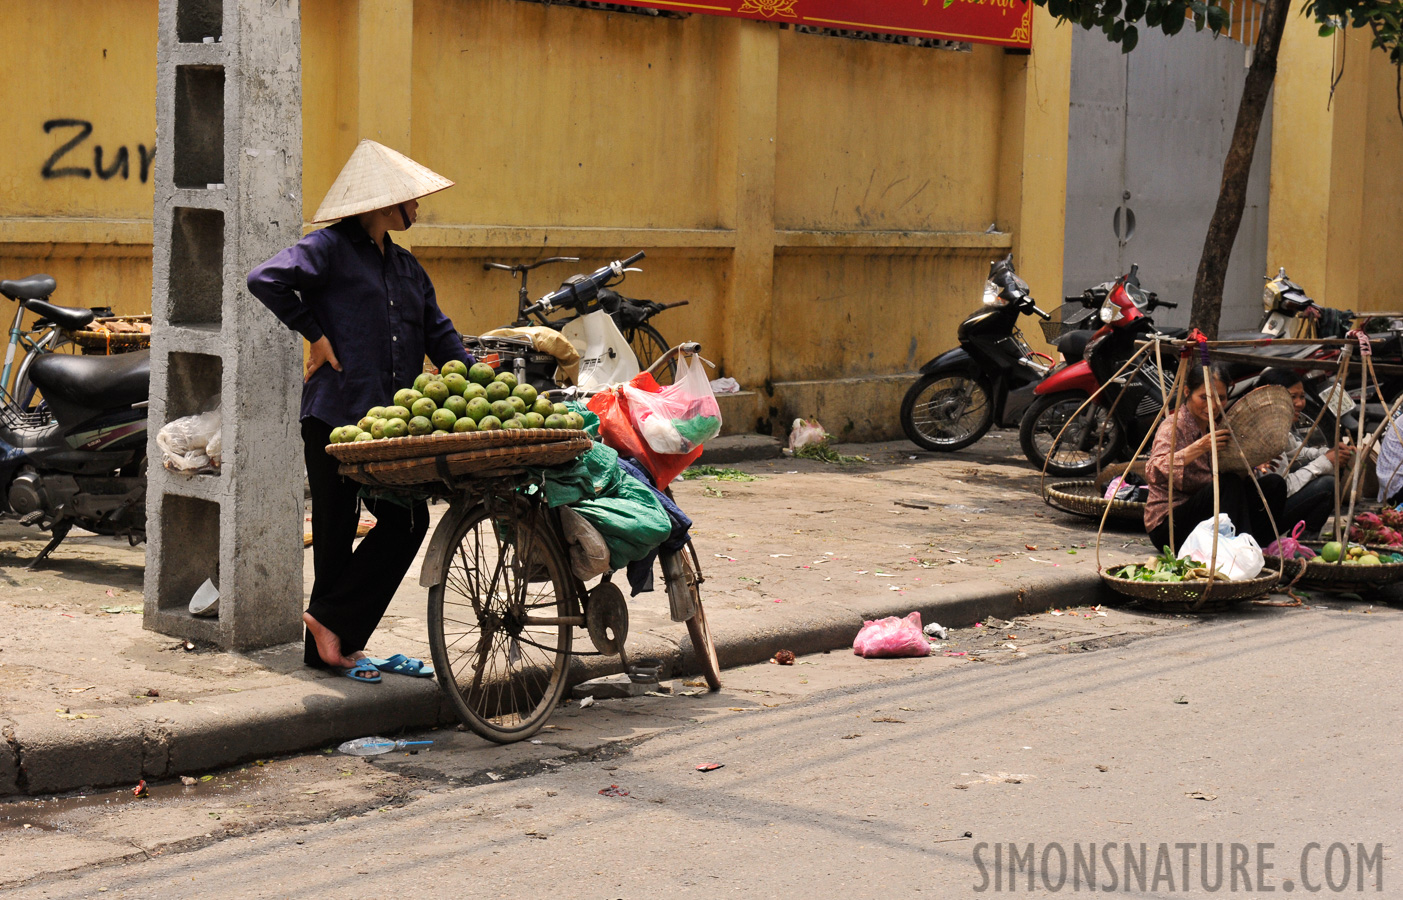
[427,500,576,743]
[625,323,674,385]
[678,546,721,691]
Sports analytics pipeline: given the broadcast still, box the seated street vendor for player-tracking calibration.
[1256,367,1352,536]
[247,140,470,684]
[1144,365,1287,552]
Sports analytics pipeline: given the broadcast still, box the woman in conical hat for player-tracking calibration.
[248,140,469,684]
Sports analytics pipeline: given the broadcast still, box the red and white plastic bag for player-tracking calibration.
[620,356,722,454]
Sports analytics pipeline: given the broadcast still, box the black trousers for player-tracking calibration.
[302,418,429,668]
[1283,475,1336,538]
[1148,473,1287,553]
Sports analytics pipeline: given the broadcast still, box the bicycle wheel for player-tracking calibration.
[626,323,674,385]
[678,546,721,691]
[12,334,80,410]
[427,500,577,743]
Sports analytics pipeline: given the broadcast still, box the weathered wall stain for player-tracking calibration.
[41,119,155,183]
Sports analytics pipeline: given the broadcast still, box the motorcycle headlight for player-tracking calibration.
[982,282,1008,307]
[1100,304,1116,324]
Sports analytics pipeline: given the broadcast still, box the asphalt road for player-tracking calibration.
[3,598,1398,898]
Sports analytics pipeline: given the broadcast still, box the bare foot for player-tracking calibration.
[304,612,357,668]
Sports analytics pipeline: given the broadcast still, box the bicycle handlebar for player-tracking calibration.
[483,256,580,274]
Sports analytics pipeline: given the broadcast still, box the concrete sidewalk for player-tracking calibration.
[0,431,1150,797]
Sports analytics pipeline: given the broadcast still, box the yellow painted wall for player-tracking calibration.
[0,1,155,318]
[1,0,1076,440]
[1356,46,1403,310]
[1269,15,1403,313]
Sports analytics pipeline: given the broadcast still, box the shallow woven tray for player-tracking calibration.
[1101,561,1283,612]
[326,428,588,463]
[68,315,152,354]
[1293,543,1403,589]
[1044,480,1146,523]
[338,435,593,487]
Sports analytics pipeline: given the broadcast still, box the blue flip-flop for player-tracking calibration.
[338,659,382,683]
[366,654,434,678]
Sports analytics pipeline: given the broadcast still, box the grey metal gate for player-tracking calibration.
[1062,23,1273,333]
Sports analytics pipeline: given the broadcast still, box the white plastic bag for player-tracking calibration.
[562,311,640,390]
[1178,514,1265,581]
[157,406,221,473]
[621,356,722,454]
[787,417,829,452]
[709,377,741,394]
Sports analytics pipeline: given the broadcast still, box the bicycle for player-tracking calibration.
[483,254,689,385]
[408,343,720,741]
[1,274,92,411]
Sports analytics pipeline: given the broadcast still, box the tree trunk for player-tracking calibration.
[1189,0,1292,338]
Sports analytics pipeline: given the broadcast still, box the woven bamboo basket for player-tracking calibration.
[1045,480,1146,524]
[1292,543,1403,589]
[1219,385,1294,475]
[337,435,593,488]
[326,428,588,464]
[67,315,152,355]
[1101,559,1285,612]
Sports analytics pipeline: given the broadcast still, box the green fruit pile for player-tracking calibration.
[327,359,585,443]
[1319,541,1401,566]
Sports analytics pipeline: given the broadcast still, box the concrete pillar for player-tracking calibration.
[144,0,305,650]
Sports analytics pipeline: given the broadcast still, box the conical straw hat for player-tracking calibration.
[311,139,454,223]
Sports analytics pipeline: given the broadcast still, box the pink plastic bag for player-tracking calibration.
[1262,519,1317,560]
[852,611,931,659]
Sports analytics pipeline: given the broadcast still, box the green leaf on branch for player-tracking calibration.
[1165,6,1187,34]
[1113,19,1127,40]
[1207,4,1229,30]
[1122,22,1140,49]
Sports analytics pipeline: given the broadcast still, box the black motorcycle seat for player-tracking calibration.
[1,274,57,302]
[1057,330,1092,364]
[28,348,150,410]
[25,298,94,331]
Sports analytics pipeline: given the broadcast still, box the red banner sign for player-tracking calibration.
[628,0,1032,49]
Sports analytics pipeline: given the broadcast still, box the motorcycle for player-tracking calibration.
[900,255,1054,452]
[1018,269,1177,476]
[0,275,148,567]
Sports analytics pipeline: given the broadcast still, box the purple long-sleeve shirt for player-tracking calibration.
[246,218,469,428]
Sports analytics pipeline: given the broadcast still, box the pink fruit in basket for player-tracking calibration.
[1357,511,1382,527]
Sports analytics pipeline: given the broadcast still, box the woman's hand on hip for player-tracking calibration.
[306,336,342,382]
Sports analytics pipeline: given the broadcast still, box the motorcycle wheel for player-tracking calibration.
[1019,391,1125,476]
[900,371,994,452]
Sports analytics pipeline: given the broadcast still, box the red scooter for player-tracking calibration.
[1018,269,1175,476]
